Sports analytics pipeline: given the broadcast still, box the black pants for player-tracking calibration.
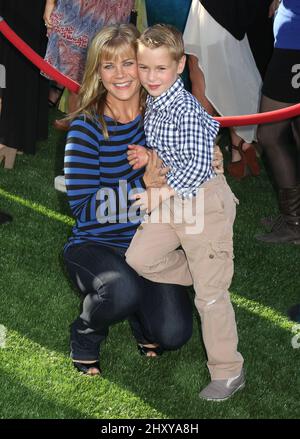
[64,242,193,361]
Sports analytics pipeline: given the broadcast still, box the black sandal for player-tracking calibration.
[137,344,164,356]
[73,361,101,375]
[48,84,64,108]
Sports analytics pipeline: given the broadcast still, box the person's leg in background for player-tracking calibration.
[256,95,300,243]
[187,55,215,115]
[228,128,260,180]
[292,114,300,181]
[48,81,64,108]
[187,57,259,181]
[0,84,17,169]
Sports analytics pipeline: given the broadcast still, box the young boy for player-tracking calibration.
[125,24,245,401]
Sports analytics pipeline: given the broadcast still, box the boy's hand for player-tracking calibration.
[127,144,150,169]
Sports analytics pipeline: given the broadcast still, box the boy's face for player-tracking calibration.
[137,45,185,97]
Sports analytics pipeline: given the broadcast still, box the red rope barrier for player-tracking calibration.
[0,17,80,93]
[214,104,300,127]
[1,17,300,126]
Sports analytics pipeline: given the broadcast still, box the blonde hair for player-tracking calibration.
[138,24,185,62]
[71,24,146,138]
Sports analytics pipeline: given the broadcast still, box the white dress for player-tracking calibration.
[183,0,262,142]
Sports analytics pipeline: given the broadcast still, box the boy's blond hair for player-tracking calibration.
[138,24,184,62]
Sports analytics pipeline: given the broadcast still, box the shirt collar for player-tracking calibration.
[146,77,184,112]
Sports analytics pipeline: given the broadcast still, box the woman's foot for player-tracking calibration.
[72,360,101,376]
[137,343,163,357]
[228,140,260,180]
[231,142,252,162]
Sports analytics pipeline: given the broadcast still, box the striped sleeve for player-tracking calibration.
[64,117,146,224]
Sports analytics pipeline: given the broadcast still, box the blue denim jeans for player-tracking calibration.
[64,242,193,361]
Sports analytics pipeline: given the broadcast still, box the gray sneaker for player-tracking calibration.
[199,369,245,402]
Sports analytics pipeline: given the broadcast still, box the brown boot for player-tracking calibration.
[260,214,283,229]
[256,186,300,244]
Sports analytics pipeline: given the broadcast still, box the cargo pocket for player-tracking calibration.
[206,241,234,291]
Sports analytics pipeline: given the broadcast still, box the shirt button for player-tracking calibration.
[209,254,214,259]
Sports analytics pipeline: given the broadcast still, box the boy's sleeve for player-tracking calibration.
[167,110,220,198]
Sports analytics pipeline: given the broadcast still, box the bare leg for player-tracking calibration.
[230,129,253,162]
[53,91,79,131]
[188,55,216,115]
[68,91,80,114]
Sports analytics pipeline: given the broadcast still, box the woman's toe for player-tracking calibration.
[146,350,158,357]
[86,367,101,376]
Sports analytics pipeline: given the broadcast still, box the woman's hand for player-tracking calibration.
[127,144,150,169]
[142,150,169,188]
[212,144,224,174]
[132,185,175,213]
[44,0,56,29]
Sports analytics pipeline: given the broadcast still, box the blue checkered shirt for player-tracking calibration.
[144,78,220,198]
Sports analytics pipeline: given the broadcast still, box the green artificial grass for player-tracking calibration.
[0,112,300,419]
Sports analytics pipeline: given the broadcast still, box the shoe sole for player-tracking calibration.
[199,381,246,402]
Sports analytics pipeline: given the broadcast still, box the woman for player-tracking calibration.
[256,0,300,244]
[0,0,48,166]
[63,23,223,375]
[43,0,135,130]
[63,24,193,375]
[183,0,275,180]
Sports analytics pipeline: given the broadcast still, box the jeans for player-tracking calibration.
[64,242,193,361]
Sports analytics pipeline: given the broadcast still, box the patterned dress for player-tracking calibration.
[45,0,134,82]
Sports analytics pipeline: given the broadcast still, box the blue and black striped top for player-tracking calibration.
[64,114,146,249]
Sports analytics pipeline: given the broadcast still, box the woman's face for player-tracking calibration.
[99,48,141,103]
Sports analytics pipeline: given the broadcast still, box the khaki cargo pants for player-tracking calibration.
[126,175,244,379]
